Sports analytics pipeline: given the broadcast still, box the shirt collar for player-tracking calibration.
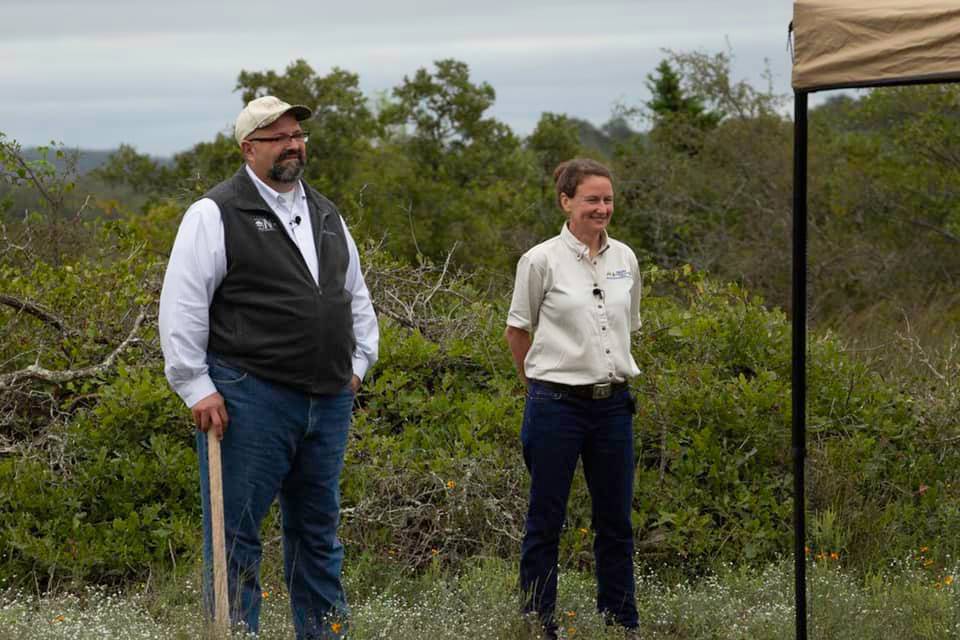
[559,222,610,261]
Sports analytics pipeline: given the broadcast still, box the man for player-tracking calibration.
[159,95,378,639]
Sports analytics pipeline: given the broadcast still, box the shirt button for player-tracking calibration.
[606,349,611,354]
[602,326,607,331]
[608,373,614,378]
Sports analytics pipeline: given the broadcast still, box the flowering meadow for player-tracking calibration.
[2,553,959,640]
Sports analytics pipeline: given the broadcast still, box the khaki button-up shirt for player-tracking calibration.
[507,223,642,385]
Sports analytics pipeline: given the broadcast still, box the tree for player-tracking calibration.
[92,144,174,200]
[95,134,242,209]
[613,52,792,278]
[167,133,243,199]
[645,59,722,155]
[236,59,379,200]
[800,85,960,334]
[526,113,583,182]
[664,49,784,120]
[364,59,537,266]
[0,134,102,264]
[380,59,516,178]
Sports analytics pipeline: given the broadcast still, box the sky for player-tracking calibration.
[1,0,796,157]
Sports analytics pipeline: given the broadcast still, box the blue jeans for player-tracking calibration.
[197,354,354,639]
[519,380,638,630]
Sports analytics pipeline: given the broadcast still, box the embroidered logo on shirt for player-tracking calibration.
[606,269,631,280]
[253,218,278,232]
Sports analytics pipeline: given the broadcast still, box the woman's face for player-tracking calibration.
[561,175,614,238]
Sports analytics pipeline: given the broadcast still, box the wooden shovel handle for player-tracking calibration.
[207,431,230,633]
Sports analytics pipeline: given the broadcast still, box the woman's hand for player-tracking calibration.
[504,326,532,385]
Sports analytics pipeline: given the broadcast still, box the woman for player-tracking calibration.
[505,158,641,638]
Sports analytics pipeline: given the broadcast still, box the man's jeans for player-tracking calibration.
[519,380,639,630]
[197,355,354,639]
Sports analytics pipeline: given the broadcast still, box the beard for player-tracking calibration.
[268,150,305,183]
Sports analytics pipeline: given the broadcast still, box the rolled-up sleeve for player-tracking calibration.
[507,254,545,332]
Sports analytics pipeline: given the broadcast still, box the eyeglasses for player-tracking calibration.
[246,132,309,144]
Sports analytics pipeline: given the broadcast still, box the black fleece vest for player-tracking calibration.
[205,167,355,394]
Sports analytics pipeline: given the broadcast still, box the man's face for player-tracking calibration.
[241,113,307,188]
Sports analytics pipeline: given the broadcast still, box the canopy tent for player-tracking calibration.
[793,0,960,90]
[789,3,960,639]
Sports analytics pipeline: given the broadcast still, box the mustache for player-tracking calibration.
[278,150,304,162]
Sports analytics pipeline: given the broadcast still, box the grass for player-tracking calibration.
[1,555,959,639]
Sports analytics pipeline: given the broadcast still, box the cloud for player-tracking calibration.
[2,0,795,155]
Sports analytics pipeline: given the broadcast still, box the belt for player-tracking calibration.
[530,379,628,400]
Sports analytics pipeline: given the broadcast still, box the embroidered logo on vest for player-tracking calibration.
[253,218,278,232]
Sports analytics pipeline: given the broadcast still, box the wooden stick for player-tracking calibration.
[207,431,230,635]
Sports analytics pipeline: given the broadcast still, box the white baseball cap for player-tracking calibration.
[234,96,312,144]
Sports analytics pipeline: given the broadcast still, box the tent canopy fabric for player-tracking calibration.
[792,0,960,91]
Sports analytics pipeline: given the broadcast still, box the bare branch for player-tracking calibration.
[0,307,148,390]
[0,294,73,334]
[402,201,423,257]
[422,241,459,307]
[2,145,57,210]
[363,242,481,341]
[74,194,92,220]
[905,216,960,244]
[0,221,33,258]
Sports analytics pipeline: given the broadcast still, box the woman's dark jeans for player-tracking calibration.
[519,380,639,630]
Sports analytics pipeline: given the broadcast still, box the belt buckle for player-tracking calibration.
[592,383,612,399]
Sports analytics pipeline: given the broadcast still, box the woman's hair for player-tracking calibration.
[553,158,613,207]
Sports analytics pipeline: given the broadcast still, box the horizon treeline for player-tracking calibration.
[3,51,960,585]
[5,52,959,345]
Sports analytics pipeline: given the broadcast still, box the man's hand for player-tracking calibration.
[349,374,361,394]
[192,392,229,439]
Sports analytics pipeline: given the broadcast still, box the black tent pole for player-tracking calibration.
[792,90,809,640]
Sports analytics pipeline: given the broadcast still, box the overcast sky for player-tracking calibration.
[1,0,796,157]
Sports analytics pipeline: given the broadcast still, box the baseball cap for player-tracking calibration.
[234,96,313,144]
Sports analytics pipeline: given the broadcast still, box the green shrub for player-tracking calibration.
[3,221,959,585]
[0,366,196,583]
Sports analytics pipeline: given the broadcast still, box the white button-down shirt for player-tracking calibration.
[506,223,641,385]
[158,165,379,407]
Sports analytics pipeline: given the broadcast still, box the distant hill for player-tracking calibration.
[20,147,172,175]
[570,116,644,157]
